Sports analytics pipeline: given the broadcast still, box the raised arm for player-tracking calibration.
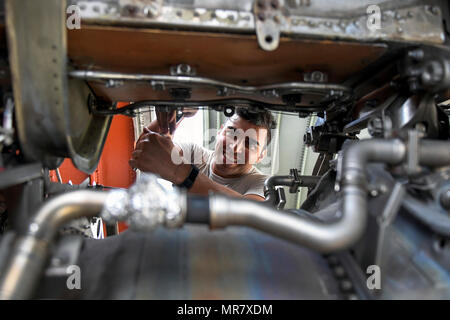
[129,131,264,201]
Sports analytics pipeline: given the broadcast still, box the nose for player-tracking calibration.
[227,137,245,153]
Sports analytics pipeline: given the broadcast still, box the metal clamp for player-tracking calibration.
[405,129,424,176]
[101,174,187,231]
[253,0,284,51]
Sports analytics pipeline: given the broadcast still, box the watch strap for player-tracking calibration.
[177,164,199,189]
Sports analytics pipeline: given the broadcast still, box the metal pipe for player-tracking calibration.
[264,175,320,205]
[263,175,292,204]
[210,139,407,253]
[418,140,450,167]
[69,70,352,96]
[0,191,108,300]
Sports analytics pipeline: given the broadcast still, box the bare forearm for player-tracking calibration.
[175,164,263,201]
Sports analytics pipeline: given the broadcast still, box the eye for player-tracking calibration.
[245,138,258,151]
[225,127,235,136]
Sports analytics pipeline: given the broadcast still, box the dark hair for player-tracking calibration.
[235,107,277,146]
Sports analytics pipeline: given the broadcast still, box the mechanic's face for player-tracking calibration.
[214,115,268,170]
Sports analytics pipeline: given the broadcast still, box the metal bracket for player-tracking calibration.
[406,129,425,176]
[374,182,405,266]
[253,0,284,51]
[6,0,112,173]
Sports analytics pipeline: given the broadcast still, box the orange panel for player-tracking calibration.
[50,102,137,234]
[94,102,136,233]
[49,159,89,184]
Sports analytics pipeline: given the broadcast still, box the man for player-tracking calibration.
[129,108,276,201]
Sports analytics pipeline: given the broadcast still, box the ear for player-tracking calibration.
[256,147,267,164]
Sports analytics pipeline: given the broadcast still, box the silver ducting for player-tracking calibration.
[2,138,450,299]
[209,138,450,253]
[0,191,108,300]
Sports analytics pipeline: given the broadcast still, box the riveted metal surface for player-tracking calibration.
[39,225,341,299]
[5,0,112,172]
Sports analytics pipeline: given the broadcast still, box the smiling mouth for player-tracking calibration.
[222,150,247,165]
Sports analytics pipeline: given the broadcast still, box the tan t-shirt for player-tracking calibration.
[175,142,268,198]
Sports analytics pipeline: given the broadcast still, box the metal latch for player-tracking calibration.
[253,0,284,51]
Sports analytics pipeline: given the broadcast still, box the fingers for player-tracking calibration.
[129,159,137,169]
[131,149,142,159]
[156,110,177,134]
[169,118,176,135]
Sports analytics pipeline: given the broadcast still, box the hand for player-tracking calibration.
[129,128,191,184]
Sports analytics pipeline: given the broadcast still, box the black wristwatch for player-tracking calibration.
[177,164,199,189]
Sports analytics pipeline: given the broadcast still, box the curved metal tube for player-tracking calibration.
[211,139,408,253]
[0,191,108,300]
[264,175,320,205]
[69,70,352,96]
[263,175,292,205]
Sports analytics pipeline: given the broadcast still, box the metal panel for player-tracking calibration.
[5,0,112,172]
[69,0,445,50]
[37,225,342,299]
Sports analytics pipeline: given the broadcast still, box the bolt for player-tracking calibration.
[107,6,118,14]
[271,0,279,9]
[379,184,389,194]
[333,266,346,278]
[51,257,62,267]
[340,280,353,292]
[370,189,379,197]
[257,0,265,9]
[408,49,424,61]
[368,117,383,137]
[431,6,440,15]
[143,6,154,17]
[440,188,450,211]
[415,122,427,134]
[122,5,138,17]
[311,71,325,82]
[29,223,39,233]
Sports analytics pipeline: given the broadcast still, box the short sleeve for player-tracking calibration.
[243,174,268,198]
[174,142,212,174]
